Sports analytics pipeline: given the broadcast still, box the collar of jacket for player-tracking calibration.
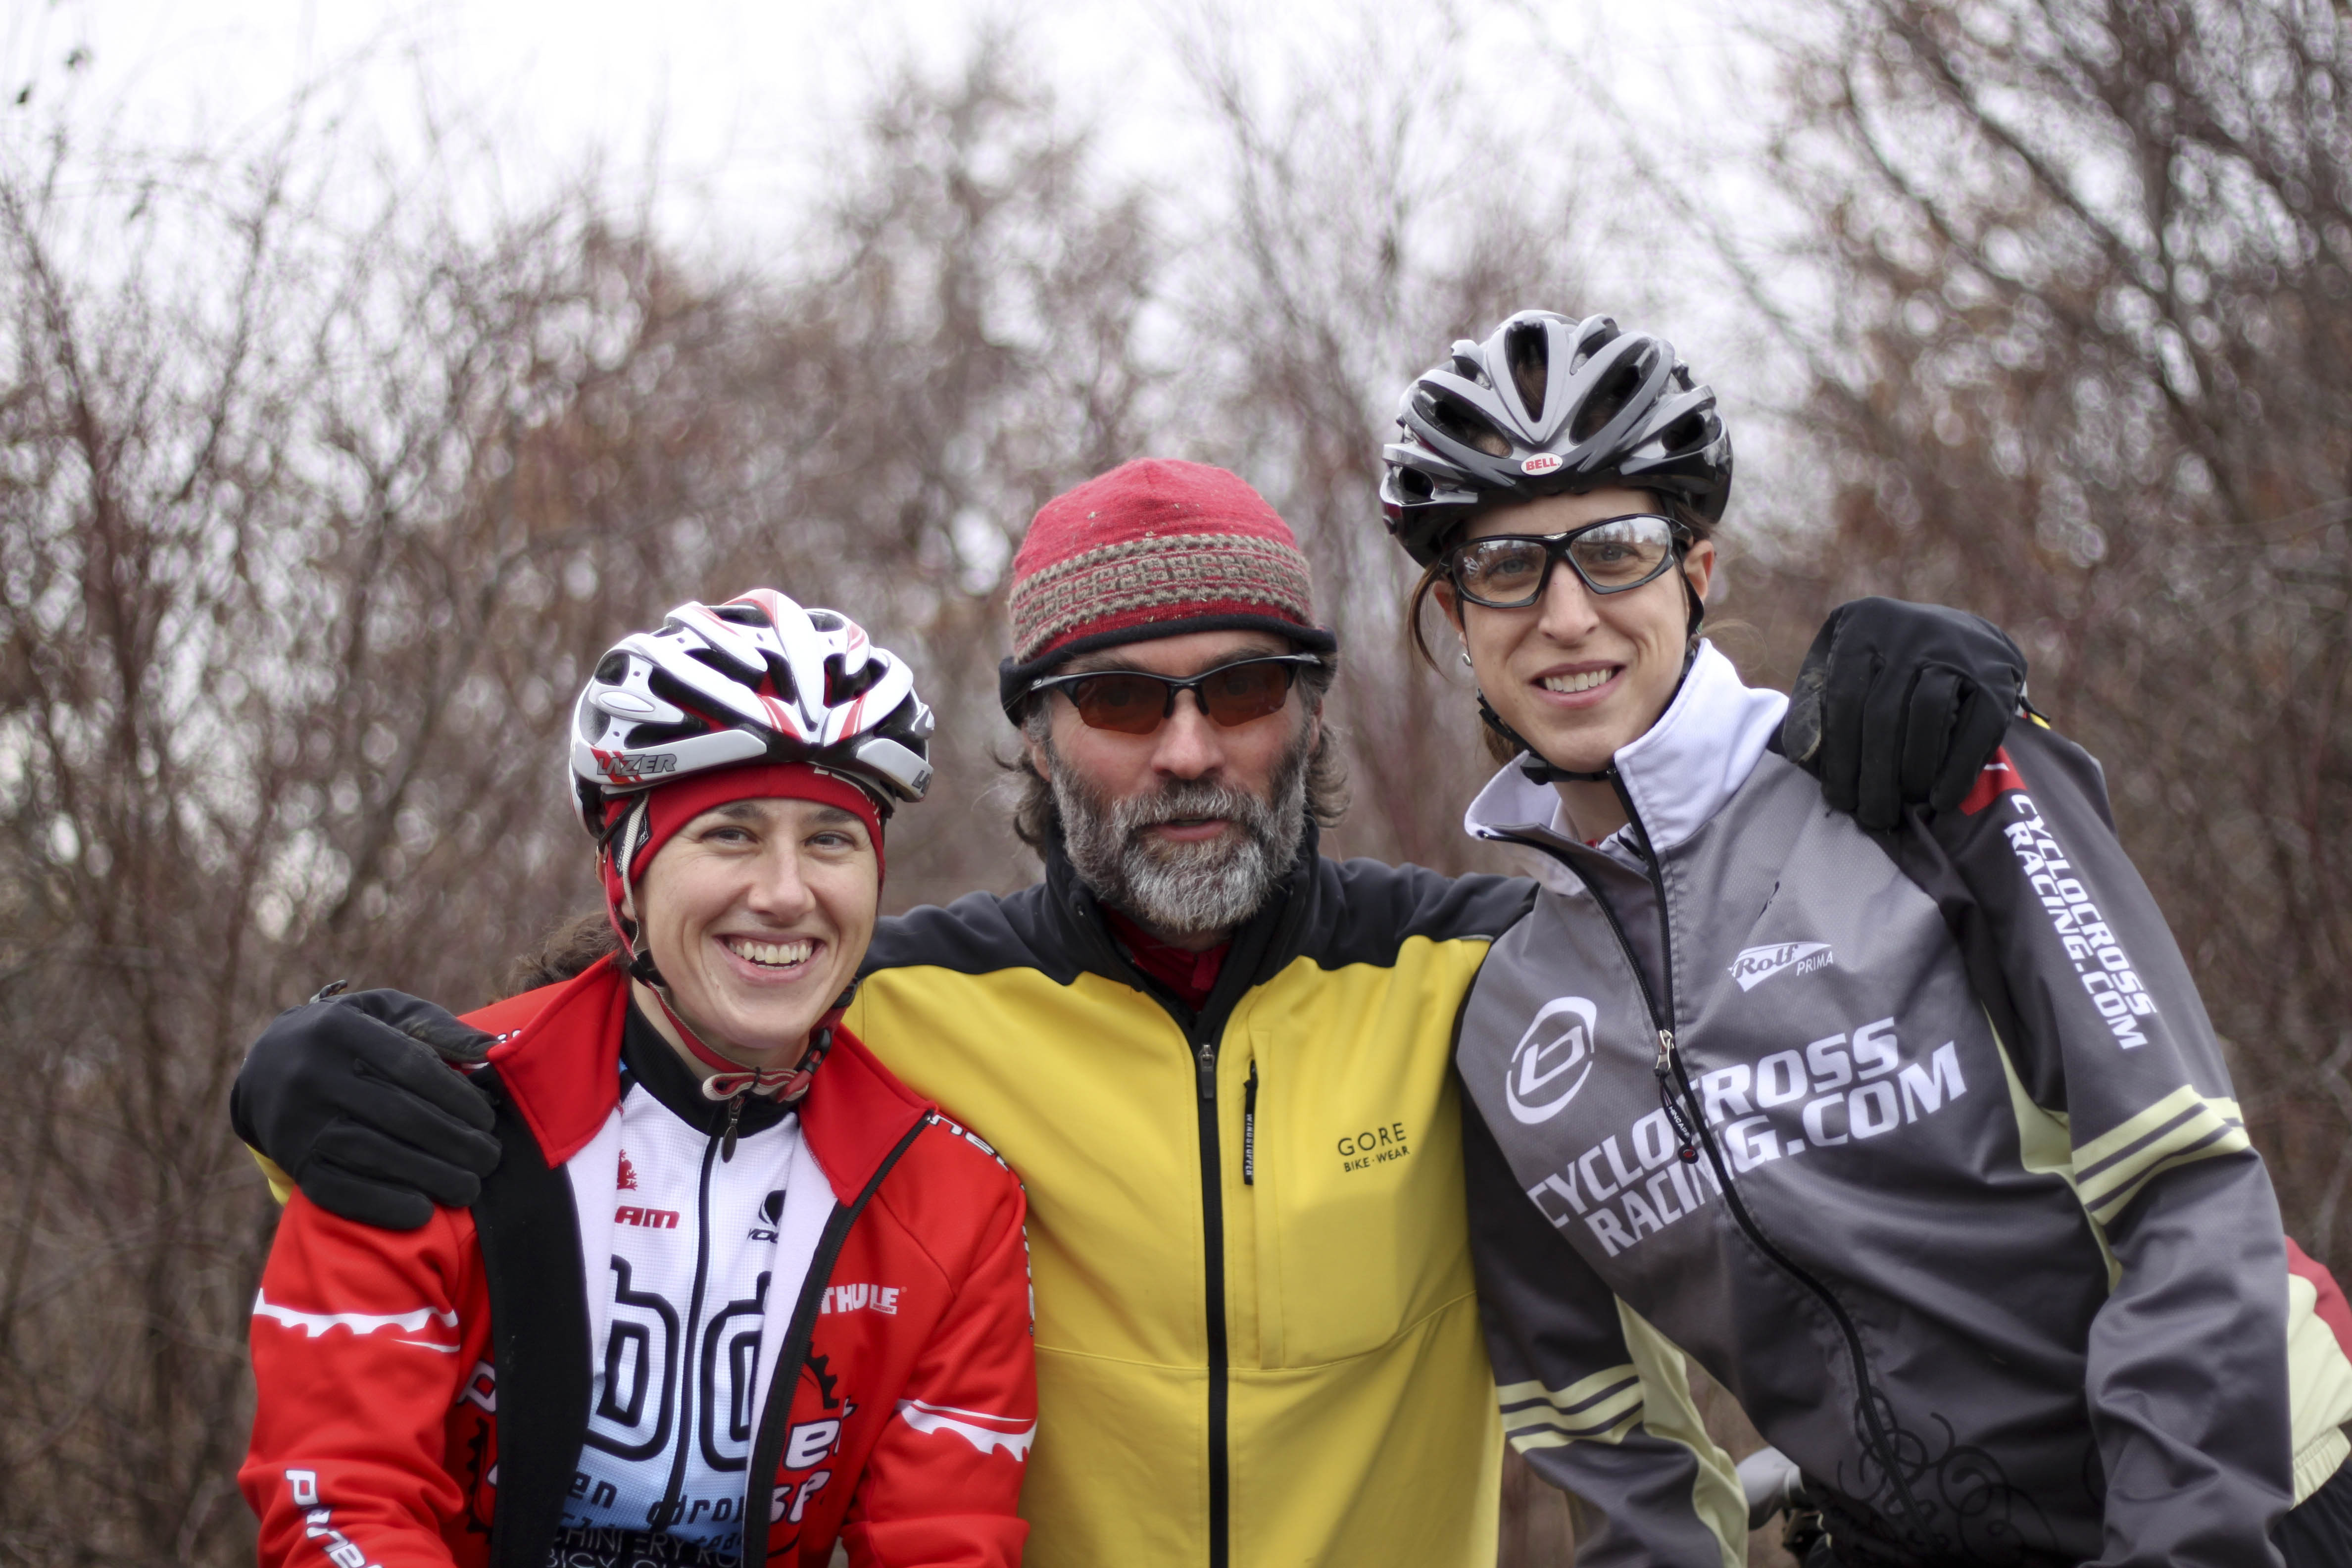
[1461,639,1787,858]
[463,960,931,1201]
[1041,814,1321,1025]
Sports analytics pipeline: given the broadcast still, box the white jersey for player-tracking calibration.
[546,1016,823,1567]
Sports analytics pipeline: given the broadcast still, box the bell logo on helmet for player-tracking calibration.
[1508,997,1598,1124]
[1521,452,1564,476]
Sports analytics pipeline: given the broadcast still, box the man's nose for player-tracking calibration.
[1148,690,1226,779]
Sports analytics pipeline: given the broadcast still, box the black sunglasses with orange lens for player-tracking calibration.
[1027,653,1324,736]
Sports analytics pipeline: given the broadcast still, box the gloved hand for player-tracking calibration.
[1782,597,2027,831]
[230,987,502,1230]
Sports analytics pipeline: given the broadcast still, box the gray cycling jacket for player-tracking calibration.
[1454,643,2352,1568]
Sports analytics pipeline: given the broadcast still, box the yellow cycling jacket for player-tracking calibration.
[844,832,1533,1568]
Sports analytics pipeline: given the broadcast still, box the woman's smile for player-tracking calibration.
[1532,664,1623,703]
[718,933,820,973]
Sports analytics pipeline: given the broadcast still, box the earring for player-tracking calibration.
[1459,648,1473,668]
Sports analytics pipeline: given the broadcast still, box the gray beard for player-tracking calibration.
[1050,734,1311,939]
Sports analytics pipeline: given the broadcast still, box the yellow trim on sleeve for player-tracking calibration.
[1618,1301,1747,1568]
[249,1146,294,1207]
[1991,1027,2119,1286]
[1496,1364,1644,1446]
[2288,1270,2352,1504]
[2071,1086,2251,1225]
[1488,1310,1744,1566]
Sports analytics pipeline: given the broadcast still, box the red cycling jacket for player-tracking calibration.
[241,961,1035,1568]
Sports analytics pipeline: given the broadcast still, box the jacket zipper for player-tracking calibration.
[1099,891,1244,1568]
[658,1120,728,1521]
[1242,1062,1259,1186]
[1493,783,1932,1542]
[740,1115,931,1568]
[1193,1028,1230,1568]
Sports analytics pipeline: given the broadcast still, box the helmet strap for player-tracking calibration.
[1475,692,1616,786]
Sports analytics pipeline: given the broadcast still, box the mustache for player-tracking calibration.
[1111,778,1270,835]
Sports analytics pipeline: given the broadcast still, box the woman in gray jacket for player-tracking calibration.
[1379,309,2352,1568]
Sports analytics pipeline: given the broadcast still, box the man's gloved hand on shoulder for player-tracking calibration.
[230,986,502,1230]
[1780,596,2029,832]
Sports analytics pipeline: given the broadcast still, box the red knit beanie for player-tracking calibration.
[997,458,1336,717]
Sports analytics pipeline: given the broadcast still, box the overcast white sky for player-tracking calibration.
[2,0,1825,536]
[6,0,1269,241]
[3,0,1773,250]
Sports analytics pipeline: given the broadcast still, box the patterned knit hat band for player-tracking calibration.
[1008,531,1317,664]
[1001,458,1331,677]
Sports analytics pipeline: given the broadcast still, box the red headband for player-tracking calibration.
[599,763,886,920]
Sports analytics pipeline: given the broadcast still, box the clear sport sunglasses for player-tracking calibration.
[1444,513,1690,609]
[1026,653,1324,735]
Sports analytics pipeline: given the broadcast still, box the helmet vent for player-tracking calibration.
[756,653,798,703]
[805,610,844,632]
[1572,352,1650,445]
[646,667,724,725]
[622,720,701,749]
[1661,411,1709,454]
[1423,392,1513,458]
[687,645,761,686]
[713,602,770,627]
[595,650,631,685]
[826,654,882,706]
[1504,321,1550,419]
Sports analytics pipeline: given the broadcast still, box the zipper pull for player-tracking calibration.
[1196,1039,1217,1101]
[720,1091,746,1163]
[1243,1062,1259,1186]
[1652,1029,1700,1164]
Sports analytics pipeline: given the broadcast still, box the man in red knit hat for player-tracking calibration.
[232,457,2029,1567]
[995,458,1342,976]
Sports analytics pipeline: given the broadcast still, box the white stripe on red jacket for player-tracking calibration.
[241,959,1035,1568]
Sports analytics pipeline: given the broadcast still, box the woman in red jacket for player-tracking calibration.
[241,590,1036,1568]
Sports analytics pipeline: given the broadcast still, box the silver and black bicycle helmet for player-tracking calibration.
[1379,310,1733,565]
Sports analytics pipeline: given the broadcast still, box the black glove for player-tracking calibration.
[230,987,503,1230]
[1781,597,2027,832]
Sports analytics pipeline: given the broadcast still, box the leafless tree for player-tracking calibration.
[0,37,1161,1560]
[23,6,2332,1565]
[1747,0,2352,1268]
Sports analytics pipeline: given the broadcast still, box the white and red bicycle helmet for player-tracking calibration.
[570,588,933,835]
[568,589,933,1104]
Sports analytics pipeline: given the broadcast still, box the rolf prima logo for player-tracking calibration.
[1729,941,1834,992]
[1508,997,1598,1125]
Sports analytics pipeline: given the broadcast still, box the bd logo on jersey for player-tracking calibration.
[1729,942,1833,992]
[1508,997,1598,1124]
